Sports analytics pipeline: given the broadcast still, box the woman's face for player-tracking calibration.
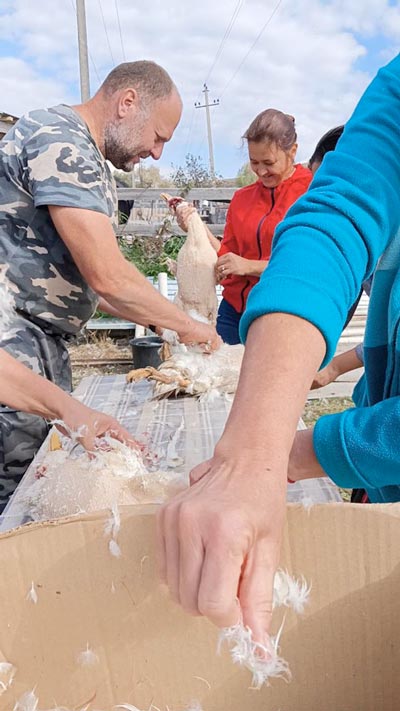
[248,140,297,188]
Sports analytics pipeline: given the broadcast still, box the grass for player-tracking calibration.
[303,396,354,502]
[303,396,354,427]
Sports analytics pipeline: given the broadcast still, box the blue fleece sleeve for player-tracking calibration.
[313,398,400,490]
[240,53,400,366]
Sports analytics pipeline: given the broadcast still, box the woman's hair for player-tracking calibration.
[243,109,297,152]
[309,125,344,168]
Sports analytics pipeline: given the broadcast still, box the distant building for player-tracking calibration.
[0,112,18,140]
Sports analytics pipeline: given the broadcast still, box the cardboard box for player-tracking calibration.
[0,502,399,710]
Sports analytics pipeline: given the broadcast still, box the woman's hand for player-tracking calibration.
[288,428,327,481]
[217,252,250,278]
[311,361,339,389]
[176,204,196,232]
[57,398,138,452]
[157,443,287,645]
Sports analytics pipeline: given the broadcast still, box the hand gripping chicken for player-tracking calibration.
[126,195,244,398]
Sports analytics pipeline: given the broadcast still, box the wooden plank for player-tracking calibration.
[117,222,224,237]
[117,187,236,202]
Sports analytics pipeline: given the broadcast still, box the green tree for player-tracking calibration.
[171,153,214,195]
[236,161,257,187]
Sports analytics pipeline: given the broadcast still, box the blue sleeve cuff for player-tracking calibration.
[313,412,367,489]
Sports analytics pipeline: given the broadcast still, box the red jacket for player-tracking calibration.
[218,164,312,313]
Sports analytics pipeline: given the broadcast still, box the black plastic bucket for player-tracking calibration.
[129,335,163,369]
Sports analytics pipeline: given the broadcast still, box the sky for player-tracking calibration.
[0,0,400,178]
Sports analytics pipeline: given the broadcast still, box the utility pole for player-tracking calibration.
[195,84,219,181]
[76,0,91,102]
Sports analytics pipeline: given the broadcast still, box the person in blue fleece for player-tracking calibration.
[158,53,400,647]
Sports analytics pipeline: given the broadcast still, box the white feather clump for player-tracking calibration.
[218,623,291,689]
[24,438,186,522]
[218,570,310,688]
[273,569,311,614]
[0,660,16,693]
[76,643,99,667]
[149,343,244,399]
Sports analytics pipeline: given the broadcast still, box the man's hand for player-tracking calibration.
[157,444,286,646]
[57,398,138,452]
[288,428,326,482]
[217,252,249,279]
[177,319,222,352]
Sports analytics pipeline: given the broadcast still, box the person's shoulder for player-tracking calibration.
[231,181,260,202]
[293,164,313,182]
[287,164,313,189]
[18,105,86,141]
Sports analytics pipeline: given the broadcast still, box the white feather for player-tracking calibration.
[76,643,99,667]
[13,689,39,711]
[26,581,38,604]
[109,539,122,558]
[273,569,311,614]
[0,661,16,692]
[166,418,184,467]
[218,623,291,688]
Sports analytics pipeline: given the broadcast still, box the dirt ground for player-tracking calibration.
[68,335,133,389]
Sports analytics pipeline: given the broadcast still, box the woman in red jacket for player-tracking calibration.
[177,109,312,343]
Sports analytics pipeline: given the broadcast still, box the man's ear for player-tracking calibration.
[117,88,138,118]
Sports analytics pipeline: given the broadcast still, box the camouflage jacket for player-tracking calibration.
[0,104,117,335]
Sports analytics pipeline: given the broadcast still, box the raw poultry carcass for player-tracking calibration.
[161,193,218,325]
[126,195,245,399]
[127,342,244,399]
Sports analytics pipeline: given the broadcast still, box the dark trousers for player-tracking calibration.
[0,313,72,511]
[216,298,242,345]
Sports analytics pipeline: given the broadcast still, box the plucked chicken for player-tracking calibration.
[126,195,245,398]
[161,193,218,325]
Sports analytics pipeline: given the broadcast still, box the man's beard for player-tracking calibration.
[104,113,147,171]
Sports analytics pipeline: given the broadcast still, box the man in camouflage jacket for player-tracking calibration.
[0,60,219,510]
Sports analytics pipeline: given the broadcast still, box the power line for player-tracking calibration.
[98,0,116,65]
[184,0,245,156]
[114,0,126,62]
[220,0,283,97]
[204,0,245,85]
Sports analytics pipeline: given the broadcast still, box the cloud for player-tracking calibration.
[0,57,75,115]
[0,0,399,176]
